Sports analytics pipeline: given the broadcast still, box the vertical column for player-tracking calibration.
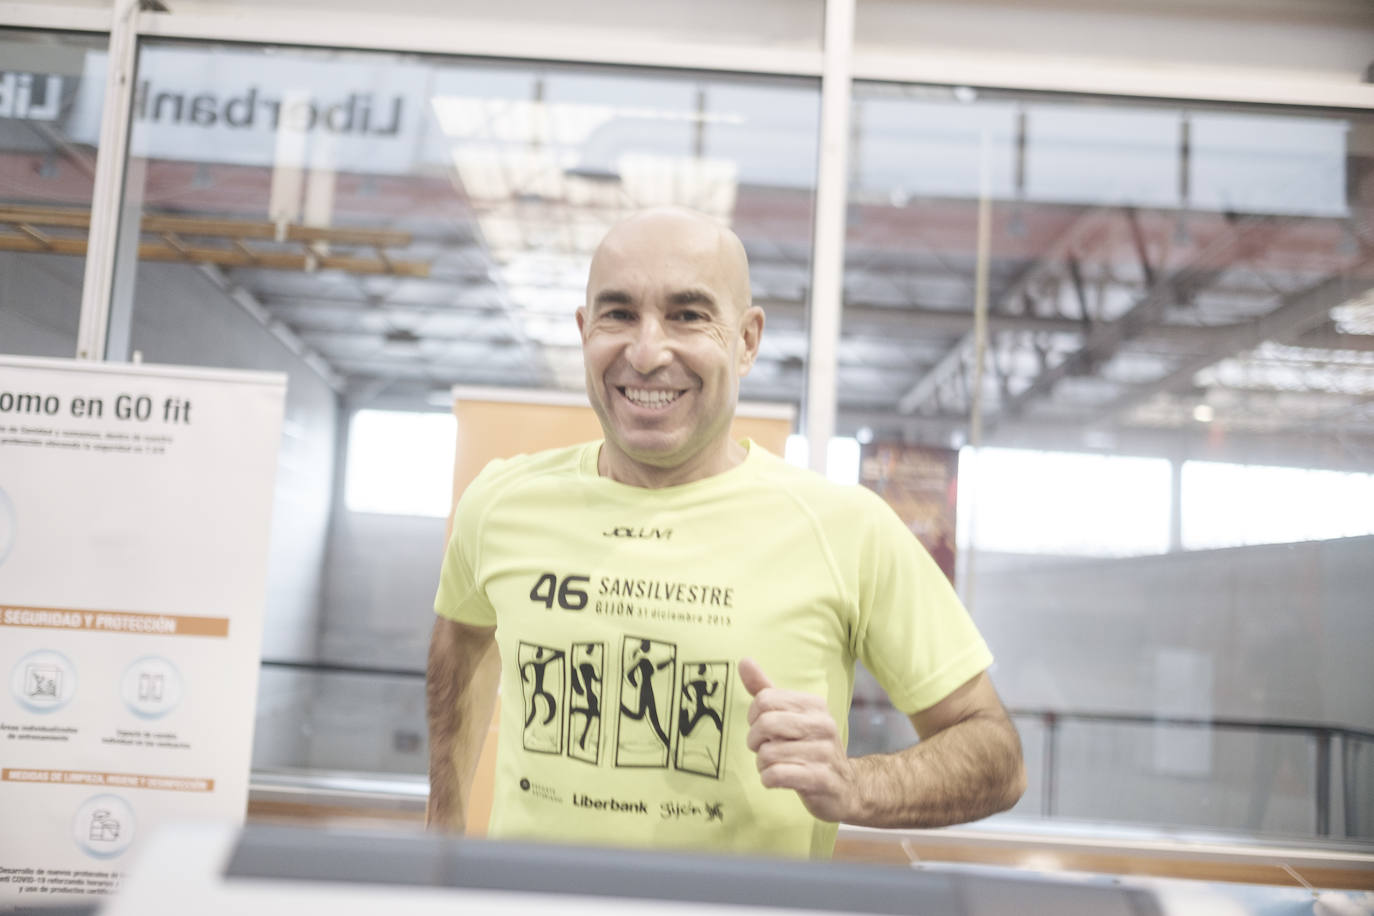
[75,0,141,361]
[1169,452,1185,552]
[103,156,145,361]
[803,0,855,475]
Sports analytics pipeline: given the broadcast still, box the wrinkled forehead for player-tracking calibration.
[587,213,749,308]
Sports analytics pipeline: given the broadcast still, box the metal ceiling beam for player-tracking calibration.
[1098,272,1374,422]
[893,207,1114,416]
[896,331,972,414]
[0,205,416,247]
[0,234,431,277]
[994,213,1280,428]
[1292,328,1374,353]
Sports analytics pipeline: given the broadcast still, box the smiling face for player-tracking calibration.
[577,209,763,487]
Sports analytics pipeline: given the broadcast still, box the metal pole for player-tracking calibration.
[1315,729,1331,836]
[75,0,140,361]
[1341,733,1356,838]
[802,0,855,476]
[962,128,993,613]
[1042,711,1058,818]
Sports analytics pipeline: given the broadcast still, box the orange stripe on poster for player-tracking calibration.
[2,768,214,793]
[0,605,229,637]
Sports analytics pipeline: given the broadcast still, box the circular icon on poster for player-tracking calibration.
[73,794,136,859]
[11,649,77,713]
[0,485,14,567]
[120,656,182,719]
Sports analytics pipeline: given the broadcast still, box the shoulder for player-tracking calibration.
[458,442,594,514]
[474,442,590,486]
[749,447,893,523]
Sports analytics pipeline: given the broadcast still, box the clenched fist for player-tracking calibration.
[739,657,861,824]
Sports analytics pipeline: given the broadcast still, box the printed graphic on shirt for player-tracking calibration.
[674,661,729,779]
[518,642,566,755]
[616,636,677,768]
[567,641,605,765]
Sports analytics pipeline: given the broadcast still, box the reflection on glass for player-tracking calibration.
[111,43,819,408]
[843,83,1374,841]
[0,29,106,358]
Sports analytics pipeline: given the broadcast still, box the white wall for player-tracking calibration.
[145,0,825,55]
[298,507,442,773]
[856,0,1374,78]
[852,0,1374,107]
[969,535,1374,836]
[318,510,447,666]
[972,536,1373,728]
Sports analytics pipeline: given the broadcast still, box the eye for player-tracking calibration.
[604,308,635,321]
[674,309,708,322]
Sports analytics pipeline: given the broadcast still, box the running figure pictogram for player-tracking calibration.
[521,646,565,728]
[569,643,603,752]
[622,639,674,748]
[679,664,724,737]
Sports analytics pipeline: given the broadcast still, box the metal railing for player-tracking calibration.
[260,659,1374,839]
[1005,707,1374,838]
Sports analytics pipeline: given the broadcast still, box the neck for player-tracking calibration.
[599,439,747,489]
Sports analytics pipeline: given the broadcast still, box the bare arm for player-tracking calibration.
[742,661,1025,828]
[425,616,499,832]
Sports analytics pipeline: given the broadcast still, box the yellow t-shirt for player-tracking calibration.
[434,440,992,858]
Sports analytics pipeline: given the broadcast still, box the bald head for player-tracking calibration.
[587,208,752,317]
[576,206,765,485]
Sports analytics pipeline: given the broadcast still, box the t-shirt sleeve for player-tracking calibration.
[852,491,993,714]
[433,461,500,627]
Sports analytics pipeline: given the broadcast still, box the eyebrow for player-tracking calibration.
[592,289,634,310]
[591,288,720,311]
[666,288,719,310]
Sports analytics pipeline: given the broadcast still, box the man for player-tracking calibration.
[427,208,1025,858]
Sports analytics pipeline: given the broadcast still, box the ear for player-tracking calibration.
[575,306,588,339]
[736,306,764,377]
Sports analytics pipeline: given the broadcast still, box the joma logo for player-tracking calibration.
[603,527,671,540]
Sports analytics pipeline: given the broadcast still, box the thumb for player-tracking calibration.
[738,657,774,697]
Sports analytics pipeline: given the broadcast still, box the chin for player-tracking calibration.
[618,437,687,466]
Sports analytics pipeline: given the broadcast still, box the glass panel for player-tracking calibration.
[0,29,106,358]
[111,43,819,772]
[844,82,1374,841]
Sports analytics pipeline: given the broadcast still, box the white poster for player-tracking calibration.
[0,356,286,909]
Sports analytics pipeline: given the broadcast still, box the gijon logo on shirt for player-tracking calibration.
[602,527,672,540]
[660,800,725,823]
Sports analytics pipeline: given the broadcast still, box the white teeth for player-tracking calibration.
[622,387,683,407]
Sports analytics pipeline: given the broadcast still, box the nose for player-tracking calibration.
[625,315,673,374]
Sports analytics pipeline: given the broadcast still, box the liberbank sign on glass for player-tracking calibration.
[66,48,432,174]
